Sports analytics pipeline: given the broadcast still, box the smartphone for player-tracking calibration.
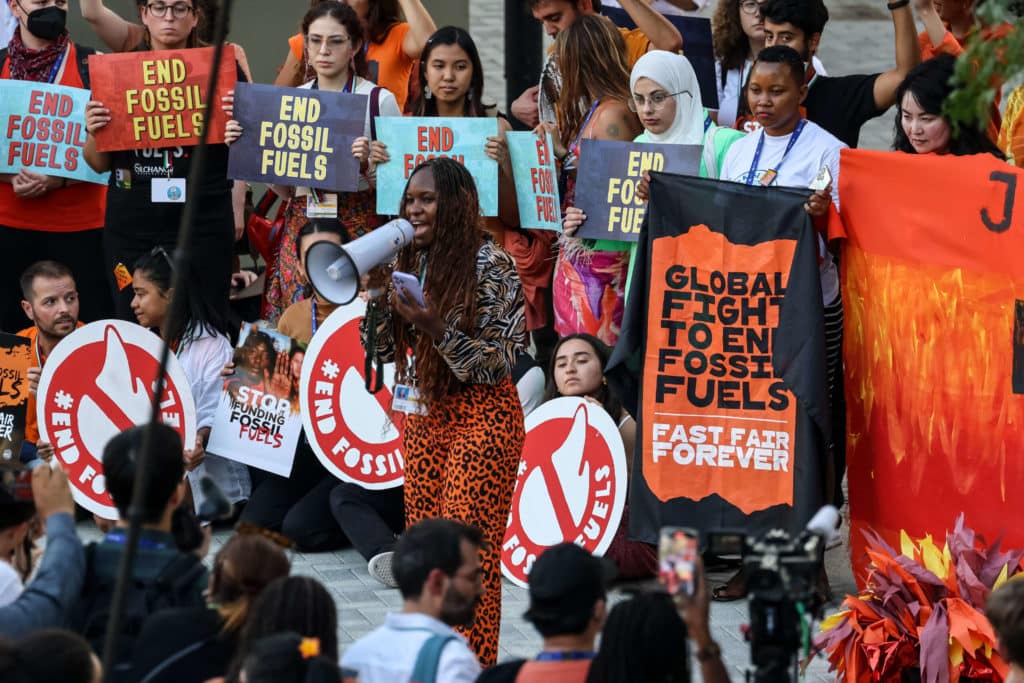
[809,165,833,192]
[658,526,699,596]
[392,271,426,307]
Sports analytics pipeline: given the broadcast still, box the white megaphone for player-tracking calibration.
[306,218,415,304]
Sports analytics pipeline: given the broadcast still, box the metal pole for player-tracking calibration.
[504,0,544,129]
[100,1,235,677]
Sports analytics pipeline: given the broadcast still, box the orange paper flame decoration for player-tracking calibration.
[815,515,1024,682]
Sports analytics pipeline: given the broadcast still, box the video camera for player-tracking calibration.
[707,506,839,683]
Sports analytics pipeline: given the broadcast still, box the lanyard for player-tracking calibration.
[746,118,805,186]
[46,45,67,84]
[104,531,170,551]
[535,651,596,662]
[34,336,43,368]
[703,114,712,134]
[568,99,601,158]
[163,150,173,179]
[312,73,355,93]
[311,298,318,337]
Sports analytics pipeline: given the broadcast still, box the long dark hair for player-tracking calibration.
[411,26,488,118]
[586,593,691,683]
[893,54,1005,158]
[364,0,404,44]
[302,1,370,80]
[226,576,338,683]
[393,159,483,408]
[544,334,622,420]
[712,0,751,85]
[133,248,231,346]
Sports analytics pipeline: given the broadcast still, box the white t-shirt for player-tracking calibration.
[178,329,251,508]
[341,612,480,683]
[297,77,401,192]
[0,561,23,607]
[719,119,845,304]
[715,56,827,128]
[603,0,708,16]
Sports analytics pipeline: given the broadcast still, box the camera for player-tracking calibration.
[706,506,838,683]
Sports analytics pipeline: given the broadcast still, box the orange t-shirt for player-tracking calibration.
[288,23,414,111]
[514,659,592,683]
[621,27,651,68]
[0,42,107,232]
[18,323,84,445]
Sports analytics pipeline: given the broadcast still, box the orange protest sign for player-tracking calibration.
[832,150,1024,582]
[88,47,235,152]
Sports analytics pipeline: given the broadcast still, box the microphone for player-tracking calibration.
[197,475,233,523]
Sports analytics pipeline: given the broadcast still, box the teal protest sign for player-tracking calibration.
[507,131,560,231]
[374,117,498,215]
[573,139,701,242]
[1,81,110,184]
[228,83,367,192]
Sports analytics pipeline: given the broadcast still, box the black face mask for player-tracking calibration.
[24,5,67,42]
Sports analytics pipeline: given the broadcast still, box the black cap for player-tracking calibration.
[523,543,616,622]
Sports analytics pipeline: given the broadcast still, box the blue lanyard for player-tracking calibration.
[568,99,601,158]
[535,651,596,662]
[311,73,355,93]
[746,118,806,186]
[703,114,712,134]
[311,298,318,337]
[104,531,170,551]
[46,46,67,84]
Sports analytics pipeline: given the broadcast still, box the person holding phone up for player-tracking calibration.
[360,157,526,668]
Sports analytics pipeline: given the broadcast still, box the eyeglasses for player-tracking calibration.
[307,35,352,51]
[740,0,767,15]
[146,2,195,19]
[628,90,692,112]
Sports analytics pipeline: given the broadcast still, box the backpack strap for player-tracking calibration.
[409,633,459,683]
[369,86,382,141]
[146,552,204,610]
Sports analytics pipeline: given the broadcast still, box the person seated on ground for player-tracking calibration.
[586,561,729,683]
[0,466,83,637]
[893,53,1005,158]
[342,518,483,683]
[237,632,342,683]
[18,260,84,465]
[987,578,1024,683]
[69,424,209,672]
[331,348,546,589]
[129,533,291,683]
[545,334,657,579]
[478,542,612,683]
[0,629,102,683]
[222,575,338,683]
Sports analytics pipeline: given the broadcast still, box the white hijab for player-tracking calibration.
[630,51,705,146]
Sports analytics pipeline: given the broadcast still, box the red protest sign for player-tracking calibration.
[501,397,627,588]
[36,321,197,519]
[299,301,404,489]
[88,47,235,152]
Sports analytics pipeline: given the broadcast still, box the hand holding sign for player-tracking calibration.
[507,130,561,231]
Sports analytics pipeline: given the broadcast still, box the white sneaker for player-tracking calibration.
[368,551,398,588]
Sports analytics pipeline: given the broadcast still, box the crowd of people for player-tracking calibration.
[1,0,1023,680]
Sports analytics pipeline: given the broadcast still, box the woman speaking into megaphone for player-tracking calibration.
[361,157,526,667]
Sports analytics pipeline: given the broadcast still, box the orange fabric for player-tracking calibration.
[917,29,963,60]
[287,23,413,110]
[621,27,650,68]
[19,323,84,444]
[515,660,592,682]
[0,42,107,232]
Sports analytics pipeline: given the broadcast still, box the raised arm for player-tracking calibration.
[80,0,143,52]
[398,0,437,59]
[618,0,683,53]
[872,2,920,110]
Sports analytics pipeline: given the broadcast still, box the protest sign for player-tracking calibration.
[227,83,367,192]
[88,47,235,152]
[606,173,829,543]
[506,131,560,231]
[300,300,404,489]
[574,139,701,242]
[375,117,498,215]
[830,150,1024,582]
[1,81,110,184]
[501,397,627,588]
[207,324,305,477]
[36,321,197,519]
[0,334,32,462]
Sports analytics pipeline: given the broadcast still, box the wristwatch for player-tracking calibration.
[887,0,909,9]
[695,640,722,663]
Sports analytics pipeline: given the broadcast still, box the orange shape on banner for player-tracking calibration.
[830,150,1024,584]
[88,47,235,152]
[641,224,798,514]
